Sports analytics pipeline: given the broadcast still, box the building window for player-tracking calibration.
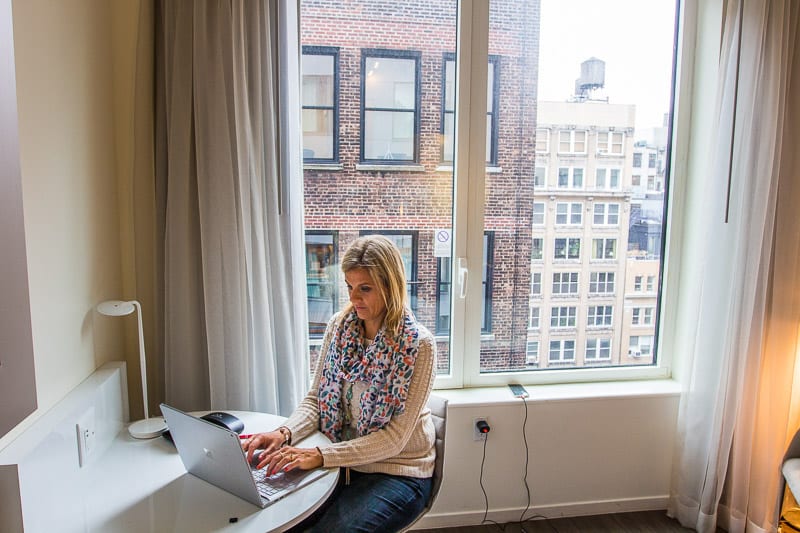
[592,238,616,260]
[305,231,338,337]
[302,47,339,162]
[550,306,577,329]
[634,275,643,291]
[552,272,579,296]
[549,339,576,362]
[631,307,655,326]
[648,153,657,168]
[632,174,641,186]
[532,202,546,225]
[646,275,656,292]
[535,128,550,153]
[585,338,612,360]
[436,232,494,334]
[555,202,583,225]
[587,305,613,327]
[531,238,543,261]
[442,55,499,165]
[526,340,540,364]
[534,166,546,188]
[362,49,420,162]
[558,130,587,154]
[554,237,581,260]
[595,167,620,189]
[589,272,615,294]
[629,335,654,357]
[528,306,540,329]
[596,131,624,155]
[530,271,542,296]
[593,203,620,226]
[633,152,642,167]
[557,167,584,189]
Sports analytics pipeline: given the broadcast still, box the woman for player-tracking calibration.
[242,234,437,532]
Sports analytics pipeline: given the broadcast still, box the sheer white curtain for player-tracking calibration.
[152,0,308,416]
[668,1,800,532]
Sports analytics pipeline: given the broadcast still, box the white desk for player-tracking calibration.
[84,412,338,533]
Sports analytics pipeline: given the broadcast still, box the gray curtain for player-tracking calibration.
[153,0,308,416]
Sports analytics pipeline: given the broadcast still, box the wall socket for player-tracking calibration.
[473,417,489,441]
[76,407,96,467]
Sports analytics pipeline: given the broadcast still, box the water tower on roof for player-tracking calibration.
[574,57,606,101]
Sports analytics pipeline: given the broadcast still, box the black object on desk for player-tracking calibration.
[162,411,244,444]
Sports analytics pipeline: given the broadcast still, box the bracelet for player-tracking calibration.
[277,426,291,447]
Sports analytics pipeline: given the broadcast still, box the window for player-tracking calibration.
[592,238,616,260]
[629,335,654,356]
[549,339,576,362]
[589,272,615,294]
[555,202,582,225]
[534,166,546,188]
[526,341,540,364]
[596,131,624,155]
[595,168,620,189]
[552,272,579,296]
[535,128,550,153]
[532,202,546,225]
[646,275,656,292]
[648,153,657,168]
[442,55,499,165]
[557,167,584,189]
[300,0,677,385]
[302,47,339,162]
[587,305,613,327]
[530,272,542,297]
[632,174,641,186]
[305,231,338,336]
[558,130,587,153]
[633,152,642,167]
[585,338,612,361]
[362,50,420,162]
[531,238,543,261]
[554,237,581,260]
[632,307,655,326]
[528,306,540,329]
[593,203,620,226]
[634,275,643,291]
[436,232,494,334]
[550,306,577,328]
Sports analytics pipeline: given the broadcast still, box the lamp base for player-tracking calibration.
[129,417,168,439]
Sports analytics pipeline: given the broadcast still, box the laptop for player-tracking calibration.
[160,403,328,508]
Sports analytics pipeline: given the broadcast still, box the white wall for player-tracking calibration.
[0,0,130,449]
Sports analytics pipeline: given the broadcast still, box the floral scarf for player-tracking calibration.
[317,309,420,442]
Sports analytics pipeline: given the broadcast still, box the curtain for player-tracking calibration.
[151,0,308,416]
[668,1,800,532]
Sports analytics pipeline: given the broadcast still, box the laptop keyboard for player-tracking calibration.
[251,467,305,499]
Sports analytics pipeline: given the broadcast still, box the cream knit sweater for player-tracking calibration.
[281,314,437,479]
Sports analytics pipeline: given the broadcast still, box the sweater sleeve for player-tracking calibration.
[316,327,436,468]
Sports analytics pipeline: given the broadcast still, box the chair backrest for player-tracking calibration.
[401,394,447,532]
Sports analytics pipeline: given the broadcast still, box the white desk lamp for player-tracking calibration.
[96,300,167,439]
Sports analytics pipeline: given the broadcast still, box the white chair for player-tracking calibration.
[401,394,447,532]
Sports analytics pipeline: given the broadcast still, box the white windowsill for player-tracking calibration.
[433,378,681,407]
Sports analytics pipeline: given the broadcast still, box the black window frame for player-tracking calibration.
[440,53,500,166]
[301,46,340,164]
[360,49,421,164]
[304,230,339,338]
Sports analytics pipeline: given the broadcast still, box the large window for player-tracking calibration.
[361,50,420,162]
[301,47,338,162]
[300,0,677,387]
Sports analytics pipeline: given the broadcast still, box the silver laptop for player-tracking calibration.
[160,403,327,508]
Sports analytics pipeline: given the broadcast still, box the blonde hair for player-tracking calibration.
[340,235,408,334]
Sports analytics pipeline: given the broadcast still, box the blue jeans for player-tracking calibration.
[290,469,433,533]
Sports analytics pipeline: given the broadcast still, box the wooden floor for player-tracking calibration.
[415,510,723,532]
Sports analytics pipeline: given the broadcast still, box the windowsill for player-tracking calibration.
[433,378,681,407]
[355,163,426,172]
[434,165,503,173]
[304,163,344,171]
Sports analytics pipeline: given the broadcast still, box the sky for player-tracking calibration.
[536,0,678,132]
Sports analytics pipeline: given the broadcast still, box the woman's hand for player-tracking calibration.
[257,445,324,475]
[240,430,285,465]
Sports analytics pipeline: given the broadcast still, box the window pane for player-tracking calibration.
[300,1,457,376]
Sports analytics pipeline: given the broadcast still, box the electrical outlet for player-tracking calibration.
[473,417,489,441]
[76,407,97,467]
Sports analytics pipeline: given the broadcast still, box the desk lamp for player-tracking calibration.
[96,300,166,439]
